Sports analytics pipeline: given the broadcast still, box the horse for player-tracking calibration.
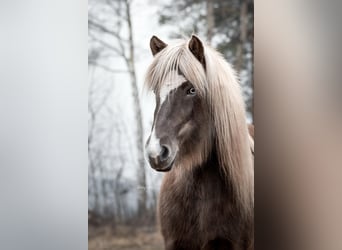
[144,35,254,250]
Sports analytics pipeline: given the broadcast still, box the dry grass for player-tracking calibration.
[89,225,163,250]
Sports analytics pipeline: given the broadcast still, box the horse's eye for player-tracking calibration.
[187,87,196,96]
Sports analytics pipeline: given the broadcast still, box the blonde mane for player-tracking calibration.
[145,37,254,217]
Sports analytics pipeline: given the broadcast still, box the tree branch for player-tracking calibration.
[88,18,128,43]
[89,32,127,59]
[89,60,129,74]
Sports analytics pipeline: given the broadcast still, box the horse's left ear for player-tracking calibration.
[150,36,167,56]
[189,35,206,68]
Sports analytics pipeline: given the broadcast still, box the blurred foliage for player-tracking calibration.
[158,0,254,119]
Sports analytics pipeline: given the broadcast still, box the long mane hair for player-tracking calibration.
[145,36,254,218]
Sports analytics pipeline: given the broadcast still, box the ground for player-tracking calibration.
[89,225,163,250]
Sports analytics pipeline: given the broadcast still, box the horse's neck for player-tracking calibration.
[196,151,226,182]
[177,149,230,194]
[193,150,219,176]
[179,156,232,209]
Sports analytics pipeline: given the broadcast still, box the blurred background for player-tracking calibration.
[88,0,253,249]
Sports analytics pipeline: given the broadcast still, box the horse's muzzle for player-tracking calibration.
[147,145,175,171]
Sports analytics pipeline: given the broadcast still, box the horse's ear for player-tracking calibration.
[150,36,167,56]
[188,35,206,68]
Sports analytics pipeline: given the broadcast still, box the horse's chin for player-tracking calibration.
[154,157,175,172]
[155,166,172,172]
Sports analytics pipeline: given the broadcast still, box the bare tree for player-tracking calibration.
[89,0,147,218]
[123,0,147,218]
[88,68,115,214]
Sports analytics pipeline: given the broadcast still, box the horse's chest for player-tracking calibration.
[159,168,231,240]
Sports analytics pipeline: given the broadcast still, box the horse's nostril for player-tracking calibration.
[160,145,170,161]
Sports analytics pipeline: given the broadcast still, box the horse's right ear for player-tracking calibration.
[189,35,206,68]
[150,36,167,56]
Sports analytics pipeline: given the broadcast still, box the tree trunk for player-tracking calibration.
[124,0,147,219]
[235,0,248,74]
[250,40,254,121]
[88,73,99,213]
[206,0,214,44]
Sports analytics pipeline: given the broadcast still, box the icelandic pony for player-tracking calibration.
[144,35,254,250]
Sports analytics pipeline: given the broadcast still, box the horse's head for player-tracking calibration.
[145,35,254,216]
[145,35,209,172]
